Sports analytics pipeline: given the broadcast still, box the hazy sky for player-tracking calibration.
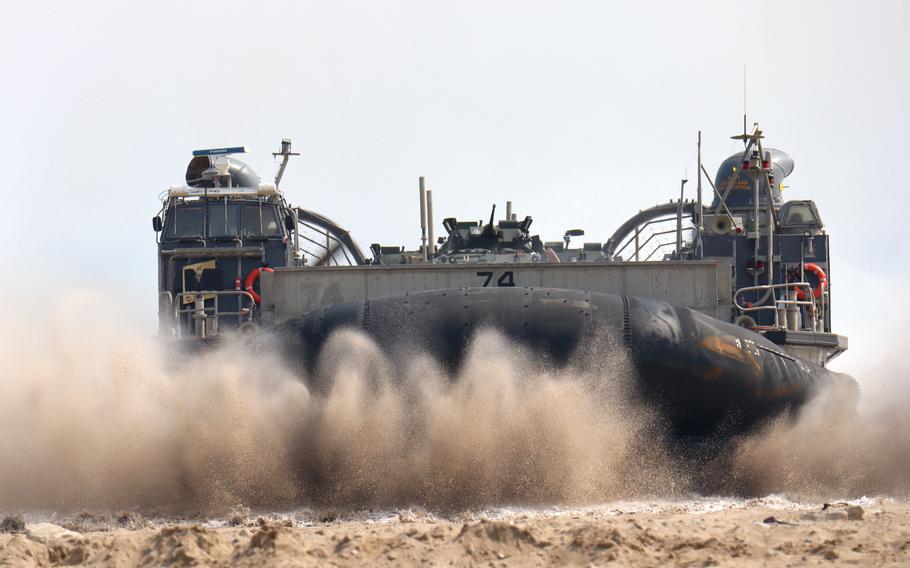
[2,1,908,375]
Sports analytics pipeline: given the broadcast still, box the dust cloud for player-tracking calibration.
[0,291,907,514]
[730,370,910,498]
[0,292,671,513]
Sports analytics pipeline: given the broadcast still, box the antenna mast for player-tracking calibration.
[743,66,748,148]
[273,139,300,188]
[696,130,703,255]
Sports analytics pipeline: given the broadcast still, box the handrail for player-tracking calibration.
[604,201,700,258]
[734,282,819,331]
[613,217,673,258]
[734,282,814,309]
[617,226,695,261]
[173,290,257,338]
[643,235,695,261]
[158,291,176,335]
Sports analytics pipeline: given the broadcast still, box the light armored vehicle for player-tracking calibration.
[154,128,852,436]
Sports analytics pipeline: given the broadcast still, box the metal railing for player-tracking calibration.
[159,291,174,308]
[733,282,820,332]
[169,290,257,339]
[158,291,176,336]
[614,222,695,261]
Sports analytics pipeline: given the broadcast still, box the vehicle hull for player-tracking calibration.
[277,287,854,435]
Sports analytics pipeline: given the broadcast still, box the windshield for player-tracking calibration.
[209,201,239,237]
[169,205,203,237]
[783,203,817,226]
[241,204,281,237]
[165,201,282,239]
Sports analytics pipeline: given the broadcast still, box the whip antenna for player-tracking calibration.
[743,66,748,148]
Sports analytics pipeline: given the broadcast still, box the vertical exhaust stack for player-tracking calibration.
[676,179,687,256]
[419,176,428,261]
[427,189,435,256]
[697,131,703,234]
[506,201,512,220]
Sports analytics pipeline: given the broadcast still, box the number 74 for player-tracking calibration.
[476,271,515,287]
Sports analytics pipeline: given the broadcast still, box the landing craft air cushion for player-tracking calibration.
[153,127,854,436]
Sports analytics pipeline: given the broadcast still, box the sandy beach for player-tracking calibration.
[2,498,907,567]
[1,313,908,566]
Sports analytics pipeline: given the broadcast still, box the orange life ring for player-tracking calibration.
[795,262,827,301]
[244,266,273,304]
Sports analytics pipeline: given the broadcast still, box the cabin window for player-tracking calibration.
[208,202,239,237]
[241,204,281,237]
[170,206,203,237]
[782,203,817,226]
[262,208,281,236]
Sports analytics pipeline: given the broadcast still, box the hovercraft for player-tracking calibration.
[153,126,853,436]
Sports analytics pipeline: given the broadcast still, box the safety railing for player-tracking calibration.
[614,225,695,262]
[158,291,176,335]
[733,282,819,332]
[159,291,174,310]
[171,290,257,339]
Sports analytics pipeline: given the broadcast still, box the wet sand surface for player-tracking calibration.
[2,498,907,567]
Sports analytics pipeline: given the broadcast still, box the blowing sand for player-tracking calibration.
[1,295,909,565]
